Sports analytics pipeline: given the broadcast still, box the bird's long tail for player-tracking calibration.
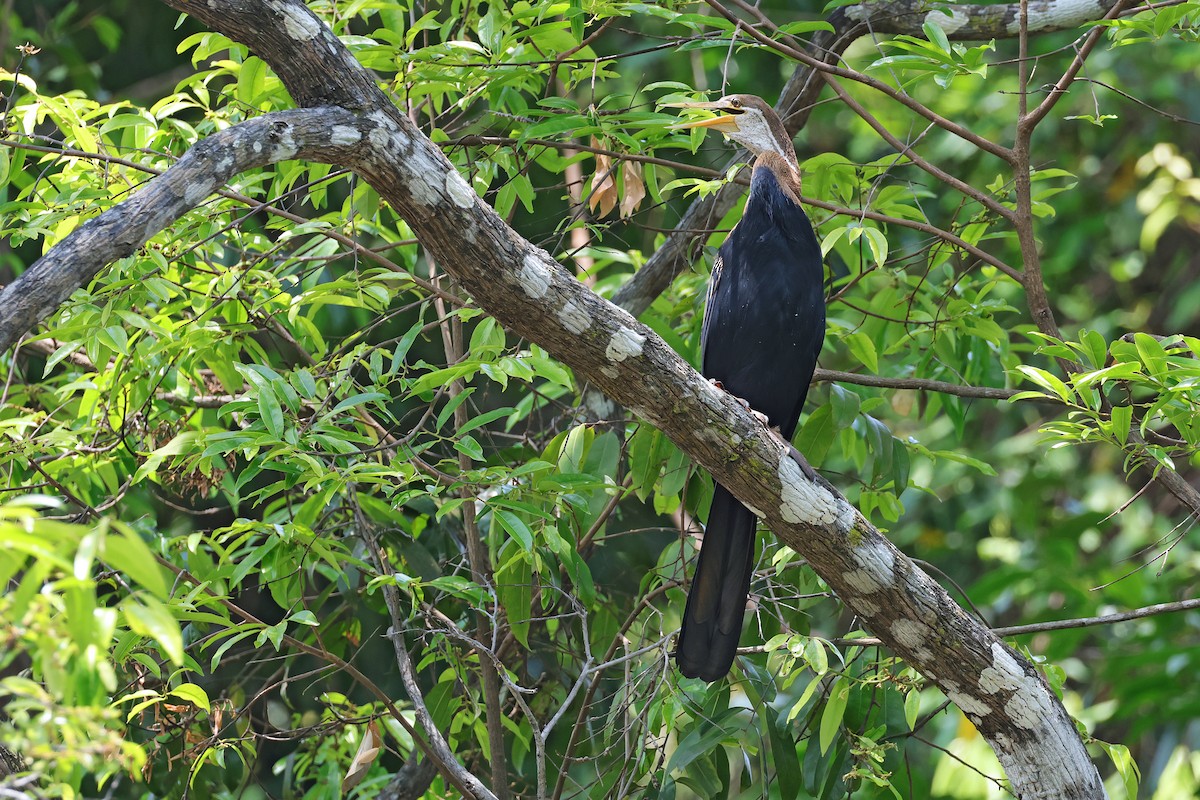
[675,484,757,681]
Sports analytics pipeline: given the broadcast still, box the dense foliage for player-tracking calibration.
[2,0,1200,797]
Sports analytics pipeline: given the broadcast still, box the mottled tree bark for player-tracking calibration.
[0,1,1118,797]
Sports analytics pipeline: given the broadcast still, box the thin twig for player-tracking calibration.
[702,0,1015,162]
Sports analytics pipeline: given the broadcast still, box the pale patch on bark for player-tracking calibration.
[557,301,591,334]
[943,680,993,717]
[444,171,476,208]
[890,618,931,650]
[606,326,645,362]
[926,7,971,33]
[330,125,362,146]
[980,643,1055,730]
[271,128,299,160]
[853,597,881,616]
[366,111,408,154]
[517,254,551,299]
[184,181,209,206]
[979,643,1027,694]
[1013,0,1106,34]
[844,568,882,594]
[404,149,448,206]
[269,0,322,39]
[778,455,855,531]
[841,540,896,594]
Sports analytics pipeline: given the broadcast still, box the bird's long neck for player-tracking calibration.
[753,150,803,205]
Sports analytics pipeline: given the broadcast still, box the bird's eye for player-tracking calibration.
[728,99,744,114]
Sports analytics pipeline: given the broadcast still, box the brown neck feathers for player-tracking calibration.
[754,151,803,204]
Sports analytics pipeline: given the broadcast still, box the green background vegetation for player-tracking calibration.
[2,0,1200,797]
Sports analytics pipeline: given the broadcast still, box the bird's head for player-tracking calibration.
[666,94,795,162]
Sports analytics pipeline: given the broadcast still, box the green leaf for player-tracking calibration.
[558,424,593,474]
[804,637,829,675]
[1133,332,1168,378]
[1096,741,1140,799]
[1084,326,1108,367]
[892,438,910,493]
[765,705,803,798]
[235,56,267,106]
[923,20,951,54]
[455,434,485,461]
[288,610,319,627]
[819,678,849,755]
[258,388,285,438]
[133,431,200,483]
[1013,365,1072,403]
[829,384,861,429]
[796,405,835,467]
[663,708,750,774]
[846,332,879,373]
[124,595,185,666]
[777,20,835,34]
[493,509,534,551]
[106,523,170,600]
[1110,404,1132,445]
[170,683,212,713]
[331,392,389,415]
[904,688,920,730]
[862,226,889,267]
[496,553,532,647]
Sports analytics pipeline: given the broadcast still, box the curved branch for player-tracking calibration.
[7,1,1108,796]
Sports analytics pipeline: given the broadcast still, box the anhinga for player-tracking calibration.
[668,94,825,681]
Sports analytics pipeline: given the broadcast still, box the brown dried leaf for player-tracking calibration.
[342,721,383,792]
[588,138,617,218]
[620,160,646,218]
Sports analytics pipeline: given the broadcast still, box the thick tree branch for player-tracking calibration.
[5,1,1109,796]
[853,0,1122,38]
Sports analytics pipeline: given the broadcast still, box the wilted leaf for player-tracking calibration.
[588,138,617,218]
[620,160,645,218]
[342,721,383,791]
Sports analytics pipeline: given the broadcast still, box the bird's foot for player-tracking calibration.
[709,379,771,426]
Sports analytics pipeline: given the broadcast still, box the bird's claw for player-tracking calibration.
[709,379,813,478]
[785,442,818,482]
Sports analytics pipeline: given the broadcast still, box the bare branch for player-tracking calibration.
[814,368,1018,400]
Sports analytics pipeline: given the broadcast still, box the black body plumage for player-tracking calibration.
[675,161,825,682]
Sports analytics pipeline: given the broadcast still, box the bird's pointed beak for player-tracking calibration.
[663,101,741,132]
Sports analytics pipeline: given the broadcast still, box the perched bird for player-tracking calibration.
[668,94,826,681]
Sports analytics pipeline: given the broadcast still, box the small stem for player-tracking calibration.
[432,260,512,800]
